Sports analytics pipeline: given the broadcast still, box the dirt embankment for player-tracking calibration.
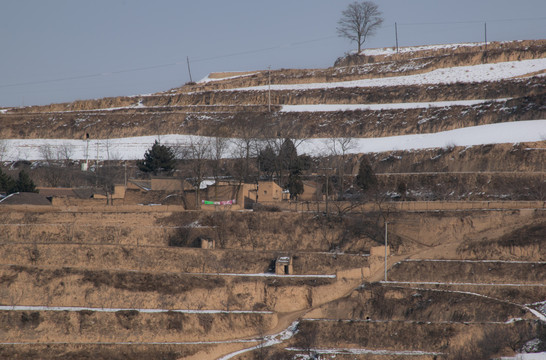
[0,343,208,360]
[0,309,274,343]
[185,40,546,92]
[335,39,546,66]
[1,87,543,139]
[0,78,546,139]
[305,283,532,322]
[1,205,542,255]
[290,319,537,353]
[0,264,335,311]
[369,142,546,174]
[377,172,545,201]
[458,221,546,261]
[0,244,368,275]
[389,261,546,284]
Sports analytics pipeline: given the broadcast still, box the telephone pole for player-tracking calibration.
[268,65,271,112]
[384,221,388,281]
[187,56,193,83]
[395,22,399,53]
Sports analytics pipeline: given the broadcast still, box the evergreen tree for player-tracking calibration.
[257,145,277,180]
[13,170,36,193]
[0,168,15,194]
[355,156,377,192]
[138,140,176,175]
[286,172,304,200]
[278,139,298,172]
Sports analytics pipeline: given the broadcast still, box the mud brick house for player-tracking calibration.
[275,256,293,275]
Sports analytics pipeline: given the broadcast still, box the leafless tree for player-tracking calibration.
[327,137,354,200]
[210,136,229,202]
[39,144,64,186]
[211,136,228,182]
[59,143,74,166]
[230,112,263,182]
[177,137,212,209]
[337,1,383,53]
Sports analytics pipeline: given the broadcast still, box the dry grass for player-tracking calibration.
[388,260,546,284]
[1,79,543,139]
[313,283,528,323]
[458,222,546,260]
[0,344,200,360]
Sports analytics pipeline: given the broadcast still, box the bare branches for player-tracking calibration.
[337,1,383,53]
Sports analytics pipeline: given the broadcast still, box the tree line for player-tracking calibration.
[0,168,36,195]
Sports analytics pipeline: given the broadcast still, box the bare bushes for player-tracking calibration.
[448,323,537,360]
[458,222,546,260]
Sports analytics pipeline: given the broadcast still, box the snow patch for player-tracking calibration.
[228,59,546,92]
[360,42,484,56]
[280,99,508,112]
[3,120,545,161]
[218,321,299,360]
[198,72,261,84]
[0,305,272,314]
[286,347,443,357]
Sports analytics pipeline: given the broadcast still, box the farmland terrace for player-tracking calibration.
[0,40,545,359]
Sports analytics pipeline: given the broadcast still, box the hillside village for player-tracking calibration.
[0,40,545,359]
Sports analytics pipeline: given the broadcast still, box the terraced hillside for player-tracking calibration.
[1,40,546,359]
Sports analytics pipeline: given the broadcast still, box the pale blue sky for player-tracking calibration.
[1,0,544,107]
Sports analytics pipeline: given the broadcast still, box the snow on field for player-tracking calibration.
[360,42,485,57]
[0,305,272,314]
[228,58,546,92]
[500,353,546,360]
[198,72,260,84]
[401,259,546,265]
[2,120,545,161]
[280,99,508,112]
[286,347,443,357]
[0,340,258,345]
[218,321,299,360]
[194,272,336,279]
[383,281,546,287]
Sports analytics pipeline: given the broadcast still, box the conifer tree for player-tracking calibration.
[13,170,36,193]
[138,140,176,175]
[355,155,377,192]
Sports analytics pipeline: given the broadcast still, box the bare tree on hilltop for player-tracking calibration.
[337,1,383,53]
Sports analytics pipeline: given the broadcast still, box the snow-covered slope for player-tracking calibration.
[227,59,546,92]
[2,120,544,161]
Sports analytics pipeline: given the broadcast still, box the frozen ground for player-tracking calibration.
[0,305,272,314]
[280,99,508,112]
[359,42,485,57]
[1,120,544,161]
[227,59,546,92]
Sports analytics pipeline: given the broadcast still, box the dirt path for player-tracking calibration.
[190,229,475,359]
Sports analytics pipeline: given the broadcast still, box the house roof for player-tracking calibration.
[37,187,94,199]
[0,192,52,206]
[128,179,152,191]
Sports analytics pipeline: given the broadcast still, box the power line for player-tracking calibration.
[0,35,338,90]
[398,16,546,26]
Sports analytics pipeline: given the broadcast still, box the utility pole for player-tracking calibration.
[84,133,89,171]
[325,172,329,217]
[384,221,388,281]
[268,66,271,112]
[187,56,193,83]
[484,22,487,52]
[395,22,399,53]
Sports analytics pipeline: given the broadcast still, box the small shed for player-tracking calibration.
[275,256,293,275]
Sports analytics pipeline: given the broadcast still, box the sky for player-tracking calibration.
[0,0,545,108]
